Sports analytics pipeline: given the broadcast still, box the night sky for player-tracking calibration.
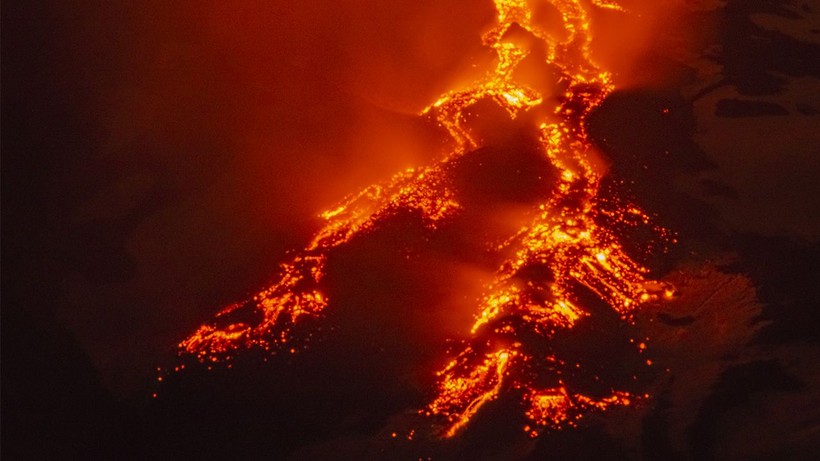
[3,1,820,460]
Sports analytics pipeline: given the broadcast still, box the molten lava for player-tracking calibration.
[176,0,674,438]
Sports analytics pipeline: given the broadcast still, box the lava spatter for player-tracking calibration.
[175,0,674,438]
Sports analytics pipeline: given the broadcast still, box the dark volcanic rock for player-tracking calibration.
[715,98,789,117]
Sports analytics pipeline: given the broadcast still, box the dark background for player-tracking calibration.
[3,0,819,459]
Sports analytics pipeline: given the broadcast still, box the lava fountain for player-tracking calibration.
[174,0,675,439]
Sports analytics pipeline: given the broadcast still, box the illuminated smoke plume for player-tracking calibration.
[175,0,675,438]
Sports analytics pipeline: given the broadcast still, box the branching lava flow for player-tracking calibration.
[175,0,675,439]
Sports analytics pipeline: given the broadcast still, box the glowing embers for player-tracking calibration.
[524,387,634,437]
[174,0,670,441]
[420,0,665,438]
[179,165,460,363]
[427,348,515,438]
[426,338,645,439]
[420,0,612,153]
[179,254,329,362]
[310,166,460,252]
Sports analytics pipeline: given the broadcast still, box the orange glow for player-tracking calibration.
[174,0,675,439]
[524,386,633,437]
[426,349,514,438]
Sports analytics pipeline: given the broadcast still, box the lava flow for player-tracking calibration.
[175,0,674,439]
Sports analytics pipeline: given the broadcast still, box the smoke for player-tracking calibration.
[40,0,698,396]
[585,0,692,87]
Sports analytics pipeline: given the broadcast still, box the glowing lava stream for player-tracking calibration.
[177,0,674,438]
